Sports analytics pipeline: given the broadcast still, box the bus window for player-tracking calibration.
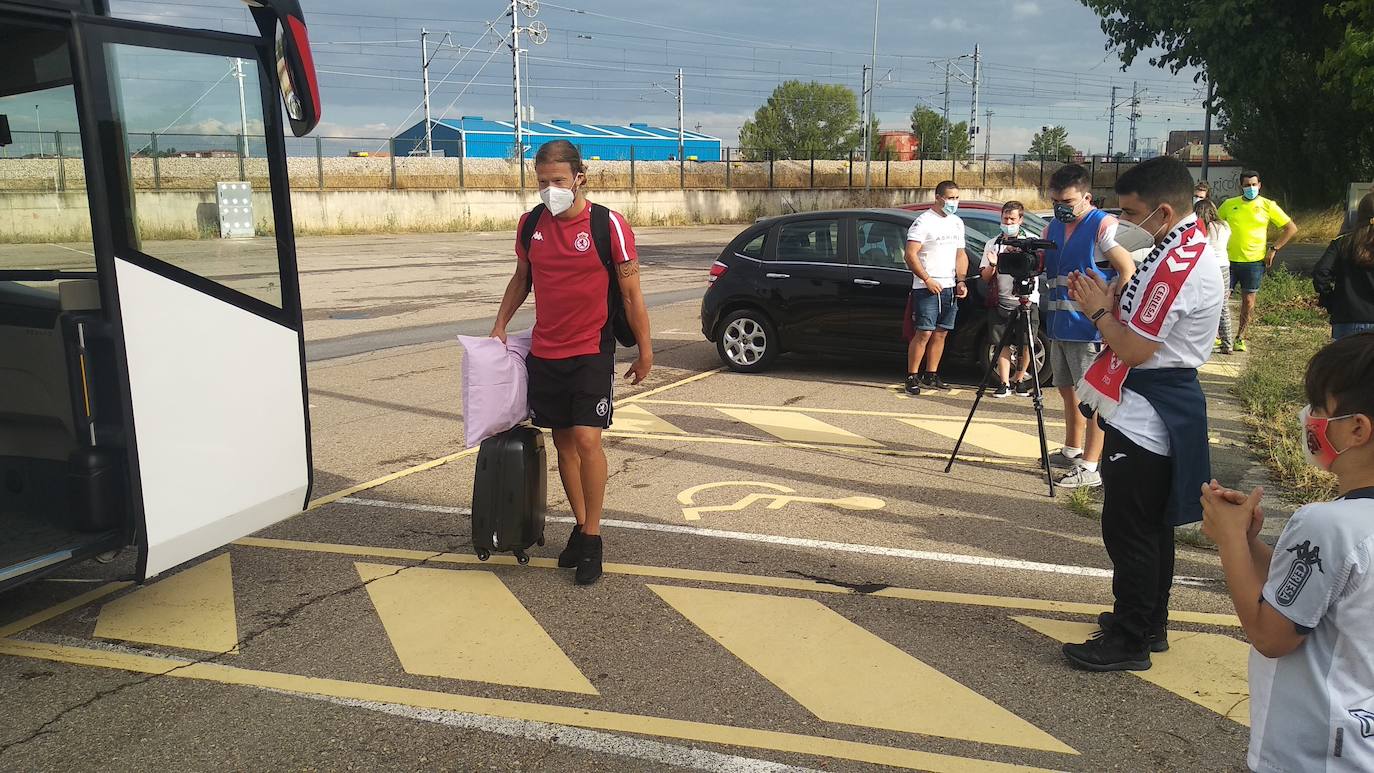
[106,44,284,309]
[0,25,96,274]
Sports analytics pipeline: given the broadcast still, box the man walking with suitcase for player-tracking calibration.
[490,140,653,585]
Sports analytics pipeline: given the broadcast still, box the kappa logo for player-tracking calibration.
[1350,709,1374,738]
[1276,540,1324,607]
[532,231,544,241]
[574,232,592,253]
[595,398,610,417]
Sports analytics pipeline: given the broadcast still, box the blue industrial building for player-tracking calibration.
[393,117,722,161]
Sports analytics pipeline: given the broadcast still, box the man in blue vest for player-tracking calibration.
[1042,165,1136,488]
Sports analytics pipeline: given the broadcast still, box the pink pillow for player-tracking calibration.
[458,330,532,448]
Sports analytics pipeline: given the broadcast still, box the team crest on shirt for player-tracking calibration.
[1276,540,1325,606]
[574,232,592,252]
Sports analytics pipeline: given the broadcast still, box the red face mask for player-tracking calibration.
[1301,405,1357,471]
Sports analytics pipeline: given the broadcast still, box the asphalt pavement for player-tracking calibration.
[0,226,1268,772]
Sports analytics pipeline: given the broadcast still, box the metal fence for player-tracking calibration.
[1,130,1142,193]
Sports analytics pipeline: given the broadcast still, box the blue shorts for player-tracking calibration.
[1230,261,1265,294]
[911,287,957,331]
[1333,322,1374,340]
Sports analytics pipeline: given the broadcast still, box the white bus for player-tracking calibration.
[1,0,320,589]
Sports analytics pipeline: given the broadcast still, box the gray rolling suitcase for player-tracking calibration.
[471,425,546,563]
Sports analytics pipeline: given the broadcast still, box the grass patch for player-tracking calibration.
[1062,486,1100,520]
[1234,269,1339,503]
[1292,206,1345,244]
[1174,527,1215,550]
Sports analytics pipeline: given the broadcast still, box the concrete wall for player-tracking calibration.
[3,186,1091,243]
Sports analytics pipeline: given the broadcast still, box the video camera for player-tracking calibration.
[993,236,1058,281]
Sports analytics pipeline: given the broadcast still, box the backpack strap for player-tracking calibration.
[589,203,615,274]
[519,203,545,293]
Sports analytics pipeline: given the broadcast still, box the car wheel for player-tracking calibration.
[982,327,1052,387]
[716,309,778,373]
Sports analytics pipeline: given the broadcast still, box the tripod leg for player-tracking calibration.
[945,308,1019,473]
[1023,308,1056,498]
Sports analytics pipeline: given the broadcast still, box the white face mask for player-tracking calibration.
[540,185,576,216]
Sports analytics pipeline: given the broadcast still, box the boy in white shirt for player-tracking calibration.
[1202,333,1374,772]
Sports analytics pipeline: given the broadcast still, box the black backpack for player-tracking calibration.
[520,202,636,349]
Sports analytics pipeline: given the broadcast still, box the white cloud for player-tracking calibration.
[930,17,969,32]
[1012,1,1042,18]
[165,118,265,136]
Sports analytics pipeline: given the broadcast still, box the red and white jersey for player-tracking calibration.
[515,203,637,360]
[1105,214,1224,454]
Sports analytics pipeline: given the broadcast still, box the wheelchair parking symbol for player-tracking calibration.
[676,481,885,522]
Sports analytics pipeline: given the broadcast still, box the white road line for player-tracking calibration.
[48,243,96,257]
[340,497,1132,579]
[279,691,821,773]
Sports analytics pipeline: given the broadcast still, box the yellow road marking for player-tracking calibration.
[308,367,722,509]
[651,585,1076,754]
[355,563,597,695]
[93,553,239,654]
[0,639,1063,773]
[613,404,686,435]
[640,398,1066,428]
[717,408,882,446]
[232,537,1242,627]
[603,429,1036,467]
[897,418,1045,459]
[0,581,131,639]
[1013,617,1251,725]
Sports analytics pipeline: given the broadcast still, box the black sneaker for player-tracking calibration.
[1097,611,1169,653]
[922,373,952,390]
[992,383,1012,399]
[557,524,584,568]
[1063,631,1152,672]
[1014,378,1034,397]
[904,374,922,396]
[575,535,603,585]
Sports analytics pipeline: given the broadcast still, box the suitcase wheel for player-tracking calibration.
[476,549,490,562]
[514,550,530,565]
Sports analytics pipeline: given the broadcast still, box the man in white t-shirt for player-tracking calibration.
[979,200,1041,398]
[903,180,968,396]
[1061,156,1223,671]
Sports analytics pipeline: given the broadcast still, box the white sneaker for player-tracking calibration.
[1047,449,1084,469]
[1057,467,1102,489]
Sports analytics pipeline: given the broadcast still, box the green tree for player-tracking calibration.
[738,81,863,160]
[1026,126,1076,161]
[1077,0,1374,207]
[909,106,970,160]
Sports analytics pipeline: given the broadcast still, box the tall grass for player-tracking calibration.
[1292,207,1345,244]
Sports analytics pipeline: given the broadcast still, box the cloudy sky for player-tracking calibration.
[30,0,1207,156]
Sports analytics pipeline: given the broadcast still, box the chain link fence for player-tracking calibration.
[1,130,1143,193]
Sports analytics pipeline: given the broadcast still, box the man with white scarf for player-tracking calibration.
[1061,157,1225,671]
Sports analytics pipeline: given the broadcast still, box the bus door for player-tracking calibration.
[76,14,317,579]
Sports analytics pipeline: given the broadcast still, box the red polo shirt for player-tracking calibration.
[515,203,637,359]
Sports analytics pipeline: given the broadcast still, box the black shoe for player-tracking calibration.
[1014,378,1034,397]
[1063,631,1152,672]
[922,373,951,390]
[1097,611,1169,652]
[575,535,603,585]
[904,374,922,396]
[558,524,584,568]
[992,383,1012,399]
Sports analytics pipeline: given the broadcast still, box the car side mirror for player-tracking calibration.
[243,0,320,137]
[0,115,11,147]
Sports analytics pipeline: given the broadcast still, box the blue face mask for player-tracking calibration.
[1242,186,1260,201]
[1053,202,1078,223]
[1000,223,1019,237]
[942,200,959,216]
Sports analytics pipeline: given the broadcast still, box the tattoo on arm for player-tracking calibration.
[618,260,640,278]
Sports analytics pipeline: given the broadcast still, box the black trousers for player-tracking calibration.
[1100,423,1175,647]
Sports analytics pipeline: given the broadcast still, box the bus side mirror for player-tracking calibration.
[0,115,11,147]
[243,0,320,137]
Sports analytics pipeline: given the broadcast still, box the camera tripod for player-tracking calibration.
[944,291,1056,497]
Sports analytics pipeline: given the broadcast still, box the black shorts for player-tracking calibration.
[527,352,615,430]
[988,305,1040,349]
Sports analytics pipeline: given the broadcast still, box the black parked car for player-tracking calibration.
[700,206,1052,381]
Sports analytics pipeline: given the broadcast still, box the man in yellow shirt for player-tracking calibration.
[1217,170,1299,350]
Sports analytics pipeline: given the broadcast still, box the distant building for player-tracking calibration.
[1176,142,1233,163]
[877,131,918,161]
[394,117,722,161]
